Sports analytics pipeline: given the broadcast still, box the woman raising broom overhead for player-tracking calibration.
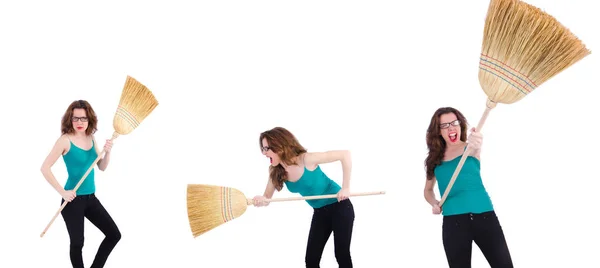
[40,100,121,268]
[424,107,513,267]
[253,127,355,268]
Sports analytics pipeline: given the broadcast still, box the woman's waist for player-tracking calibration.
[64,174,95,184]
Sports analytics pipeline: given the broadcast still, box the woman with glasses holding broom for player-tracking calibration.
[423,107,513,267]
[40,100,121,268]
[252,126,355,268]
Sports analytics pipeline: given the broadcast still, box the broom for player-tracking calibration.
[439,0,590,207]
[40,75,159,238]
[187,184,385,238]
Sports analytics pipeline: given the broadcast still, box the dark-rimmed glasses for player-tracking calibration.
[72,116,88,122]
[440,119,460,129]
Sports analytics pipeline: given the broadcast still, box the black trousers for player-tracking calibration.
[305,199,355,268]
[442,210,513,268]
[60,194,121,268]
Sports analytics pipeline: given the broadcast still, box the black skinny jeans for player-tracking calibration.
[60,193,121,268]
[305,199,355,268]
[442,210,513,268]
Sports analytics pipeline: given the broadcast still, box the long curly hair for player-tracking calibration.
[60,100,98,136]
[259,127,307,191]
[424,107,468,180]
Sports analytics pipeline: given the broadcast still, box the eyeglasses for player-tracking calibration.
[261,146,271,153]
[440,119,460,129]
[72,116,89,122]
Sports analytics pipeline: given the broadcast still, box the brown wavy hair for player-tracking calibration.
[60,100,98,136]
[259,127,307,191]
[425,107,468,180]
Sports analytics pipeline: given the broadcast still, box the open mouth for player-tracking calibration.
[449,133,458,143]
[269,157,272,163]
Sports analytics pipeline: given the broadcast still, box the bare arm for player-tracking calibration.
[470,147,481,161]
[469,141,481,161]
[40,136,69,195]
[304,150,352,190]
[467,128,482,161]
[263,176,276,199]
[253,170,277,207]
[424,176,439,206]
[93,136,110,171]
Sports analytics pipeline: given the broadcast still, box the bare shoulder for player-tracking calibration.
[58,134,71,145]
[56,134,71,154]
[91,135,102,154]
[303,150,349,168]
[301,152,316,170]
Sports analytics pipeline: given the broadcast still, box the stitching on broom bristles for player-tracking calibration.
[479,66,529,96]
[481,54,538,88]
[228,189,234,220]
[479,59,533,93]
[116,105,140,128]
[221,187,234,222]
[479,62,531,93]
[479,58,534,95]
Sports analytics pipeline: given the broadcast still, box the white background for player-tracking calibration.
[0,0,598,267]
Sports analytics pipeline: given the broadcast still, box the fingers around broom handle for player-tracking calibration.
[40,132,119,238]
[439,100,495,207]
[266,191,386,203]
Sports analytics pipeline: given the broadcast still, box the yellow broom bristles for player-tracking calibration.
[187,184,250,238]
[113,76,159,135]
[479,0,590,105]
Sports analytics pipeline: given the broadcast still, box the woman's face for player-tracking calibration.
[71,108,89,134]
[261,138,281,166]
[439,112,462,145]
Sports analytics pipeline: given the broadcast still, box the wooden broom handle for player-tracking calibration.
[260,191,385,203]
[40,132,120,238]
[439,99,496,207]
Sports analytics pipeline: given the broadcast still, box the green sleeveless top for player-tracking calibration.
[63,138,98,195]
[434,151,494,216]
[284,165,341,208]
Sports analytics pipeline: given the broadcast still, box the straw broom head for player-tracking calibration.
[113,76,159,136]
[479,0,590,106]
[439,0,590,208]
[187,184,250,238]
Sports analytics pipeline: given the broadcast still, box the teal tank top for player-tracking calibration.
[434,153,494,216]
[63,139,98,195]
[284,165,341,208]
